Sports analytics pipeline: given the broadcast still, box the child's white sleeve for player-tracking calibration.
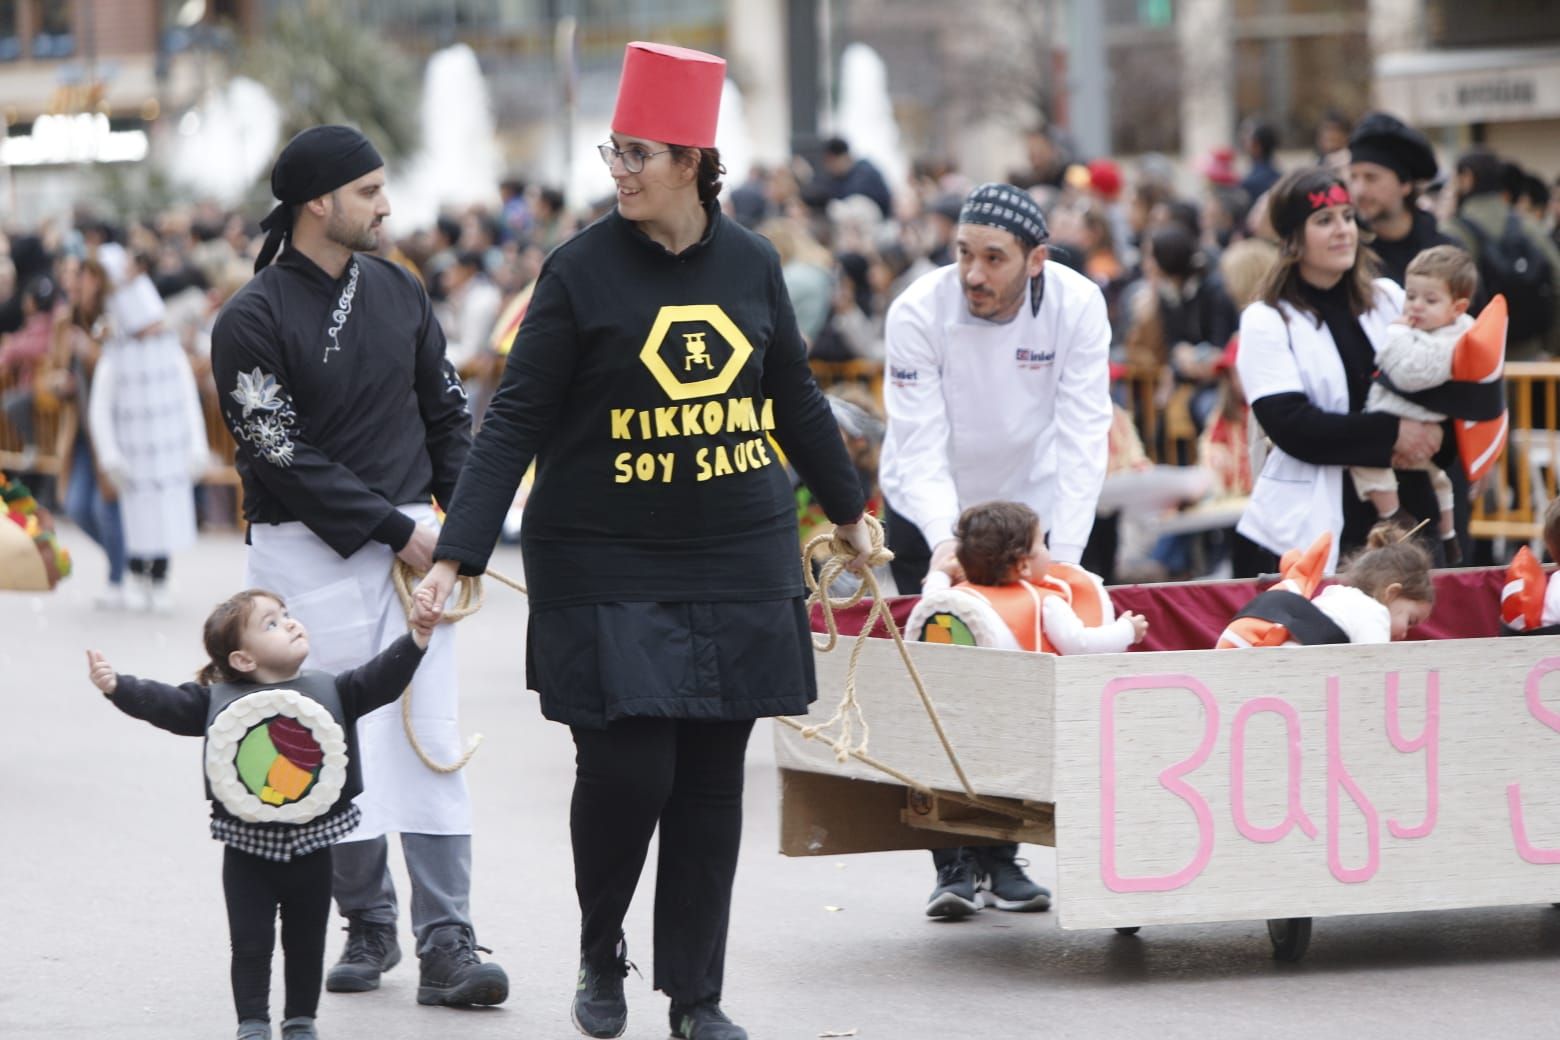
[1376,324,1456,393]
[1042,596,1137,654]
[1542,572,1560,628]
[921,570,952,594]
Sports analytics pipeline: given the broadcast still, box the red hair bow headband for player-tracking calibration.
[1306,183,1351,210]
[1275,179,1352,239]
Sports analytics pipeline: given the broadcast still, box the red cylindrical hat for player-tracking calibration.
[611,42,725,148]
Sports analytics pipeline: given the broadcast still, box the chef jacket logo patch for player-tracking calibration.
[1015,347,1055,370]
[639,304,754,401]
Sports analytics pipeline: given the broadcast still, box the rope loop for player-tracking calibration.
[794,515,1048,827]
[388,560,495,774]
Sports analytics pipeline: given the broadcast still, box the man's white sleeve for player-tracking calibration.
[1042,596,1137,654]
[882,296,960,549]
[1047,284,1113,563]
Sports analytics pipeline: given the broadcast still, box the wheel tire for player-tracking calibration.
[1114,926,1141,935]
[1267,916,1312,962]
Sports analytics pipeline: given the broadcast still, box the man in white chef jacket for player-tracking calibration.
[878,181,1113,920]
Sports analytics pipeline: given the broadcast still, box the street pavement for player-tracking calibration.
[5,526,1560,1040]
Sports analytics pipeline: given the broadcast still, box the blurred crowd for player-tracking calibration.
[4,116,1559,586]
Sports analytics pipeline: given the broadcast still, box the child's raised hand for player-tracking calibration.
[1124,611,1150,645]
[86,649,117,695]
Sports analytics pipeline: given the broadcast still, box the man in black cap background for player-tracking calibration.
[1347,112,1458,287]
[877,182,1112,921]
[211,125,508,1010]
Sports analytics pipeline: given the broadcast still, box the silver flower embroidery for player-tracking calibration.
[231,368,284,418]
[228,367,298,467]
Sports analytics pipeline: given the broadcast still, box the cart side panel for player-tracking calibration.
[775,637,1056,802]
[1053,637,1560,929]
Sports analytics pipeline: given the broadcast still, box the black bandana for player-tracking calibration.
[958,182,1049,252]
[255,125,385,273]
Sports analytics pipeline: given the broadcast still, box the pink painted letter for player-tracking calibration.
[1327,676,1380,884]
[1384,671,1440,840]
[1101,674,1218,892]
[1230,697,1317,843]
[1508,658,1560,864]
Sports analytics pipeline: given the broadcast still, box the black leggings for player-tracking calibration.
[127,556,169,580]
[571,716,755,1005]
[223,845,333,1023]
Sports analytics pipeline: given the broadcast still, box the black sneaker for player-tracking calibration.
[325,919,401,993]
[973,847,1051,912]
[572,935,634,1038]
[925,854,980,919]
[416,924,509,1007]
[670,998,748,1040]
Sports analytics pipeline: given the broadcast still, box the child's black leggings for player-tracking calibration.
[222,845,332,1023]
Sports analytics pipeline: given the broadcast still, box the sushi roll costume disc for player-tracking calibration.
[206,688,349,824]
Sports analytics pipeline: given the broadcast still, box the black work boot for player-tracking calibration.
[416,924,509,1006]
[325,918,401,993]
[571,934,634,1038]
[669,997,748,1040]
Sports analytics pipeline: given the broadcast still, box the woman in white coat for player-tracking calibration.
[1233,168,1451,577]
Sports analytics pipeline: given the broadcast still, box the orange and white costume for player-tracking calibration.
[906,562,1135,655]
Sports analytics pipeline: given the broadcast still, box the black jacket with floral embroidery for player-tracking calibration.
[211,247,471,558]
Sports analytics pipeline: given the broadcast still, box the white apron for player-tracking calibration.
[244,502,471,839]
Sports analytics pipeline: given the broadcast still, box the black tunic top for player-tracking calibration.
[435,204,866,610]
[210,248,472,558]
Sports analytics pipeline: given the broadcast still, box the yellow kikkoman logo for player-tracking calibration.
[638,304,753,401]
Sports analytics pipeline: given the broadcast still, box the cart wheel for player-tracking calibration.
[1267,917,1312,962]
[1114,926,1141,935]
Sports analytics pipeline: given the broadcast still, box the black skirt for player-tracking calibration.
[526,597,819,729]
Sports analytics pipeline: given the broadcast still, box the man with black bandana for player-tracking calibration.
[878,182,1112,919]
[211,125,508,1008]
[1347,112,1458,287]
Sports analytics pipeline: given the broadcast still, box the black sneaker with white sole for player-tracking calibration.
[925,856,980,919]
[670,998,748,1040]
[973,846,1051,912]
[572,935,635,1038]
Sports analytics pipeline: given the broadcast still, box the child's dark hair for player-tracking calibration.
[954,501,1039,586]
[1338,523,1435,604]
[197,588,285,685]
[1544,498,1560,562]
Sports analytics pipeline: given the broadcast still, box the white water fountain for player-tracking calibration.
[164,76,281,206]
[832,42,909,192]
[391,44,503,230]
[716,77,754,186]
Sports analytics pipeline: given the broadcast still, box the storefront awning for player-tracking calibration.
[1375,45,1560,126]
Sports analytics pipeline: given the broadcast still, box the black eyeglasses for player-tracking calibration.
[597,142,670,174]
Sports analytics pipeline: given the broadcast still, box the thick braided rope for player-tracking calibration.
[790,513,987,801]
[388,560,523,773]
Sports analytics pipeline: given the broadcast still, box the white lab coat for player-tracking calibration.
[1235,278,1404,573]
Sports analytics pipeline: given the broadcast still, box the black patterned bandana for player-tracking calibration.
[957,183,1049,252]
